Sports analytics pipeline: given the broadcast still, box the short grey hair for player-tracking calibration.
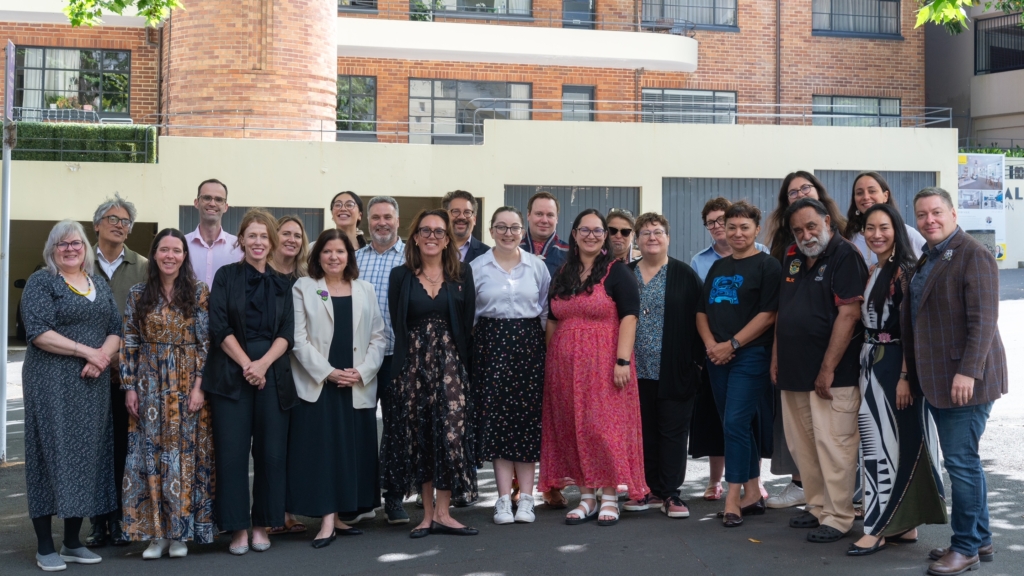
[367,195,399,217]
[43,219,95,276]
[913,187,955,210]
[93,192,137,232]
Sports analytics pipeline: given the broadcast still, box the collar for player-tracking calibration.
[478,247,526,270]
[926,227,960,253]
[361,237,404,256]
[188,226,231,247]
[95,245,125,265]
[523,230,560,255]
[697,242,729,259]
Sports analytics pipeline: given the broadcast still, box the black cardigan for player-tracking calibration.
[628,257,705,401]
[388,264,476,378]
[202,261,298,410]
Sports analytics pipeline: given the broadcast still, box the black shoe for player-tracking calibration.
[384,497,410,525]
[336,527,363,536]
[409,527,430,539]
[722,513,743,528]
[108,520,130,546]
[789,511,821,528]
[84,520,108,548]
[311,531,336,549]
[452,494,478,508]
[429,521,478,536]
[847,538,887,556]
[718,497,767,518]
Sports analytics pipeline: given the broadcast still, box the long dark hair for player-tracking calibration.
[843,171,897,239]
[550,209,615,300]
[136,229,199,331]
[403,209,462,282]
[863,204,917,316]
[767,171,847,262]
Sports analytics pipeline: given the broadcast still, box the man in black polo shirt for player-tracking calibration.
[771,198,868,544]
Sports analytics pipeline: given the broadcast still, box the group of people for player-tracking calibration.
[20,172,1004,576]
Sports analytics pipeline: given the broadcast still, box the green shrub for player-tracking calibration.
[12,122,157,163]
[959,146,1024,158]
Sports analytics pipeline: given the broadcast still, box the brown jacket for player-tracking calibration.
[901,229,1007,409]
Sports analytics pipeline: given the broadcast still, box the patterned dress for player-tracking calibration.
[538,264,649,500]
[119,283,216,543]
[21,271,121,519]
[859,267,947,536]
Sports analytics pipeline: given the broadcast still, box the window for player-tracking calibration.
[410,0,532,19]
[409,79,531,144]
[812,96,901,127]
[337,76,377,141]
[14,47,130,118]
[563,0,596,29]
[975,13,1024,75]
[812,0,899,36]
[642,0,737,28]
[338,0,377,10]
[641,89,736,124]
[562,86,594,122]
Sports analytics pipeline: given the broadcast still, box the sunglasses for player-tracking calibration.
[607,226,633,237]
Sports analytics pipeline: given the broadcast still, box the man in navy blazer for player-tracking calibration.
[903,187,1007,576]
[443,189,490,264]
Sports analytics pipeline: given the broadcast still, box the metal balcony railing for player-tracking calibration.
[975,13,1024,75]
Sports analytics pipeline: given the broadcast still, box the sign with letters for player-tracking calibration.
[957,153,1006,260]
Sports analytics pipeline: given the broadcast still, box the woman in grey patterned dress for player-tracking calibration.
[21,220,122,572]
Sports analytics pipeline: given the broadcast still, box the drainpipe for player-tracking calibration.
[634,67,645,122]
[775,0,781,125]
[155,26,163,131]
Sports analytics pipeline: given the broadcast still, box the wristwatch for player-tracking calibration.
[899,371,908,380]
[730,337,741,350]
[616,358,631,367]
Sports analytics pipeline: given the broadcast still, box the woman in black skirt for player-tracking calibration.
[380,209,478,539]
[469,207,550,525]
[288,229,386,548]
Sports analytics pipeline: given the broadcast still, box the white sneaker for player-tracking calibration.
[338,510,375,524]
[766,483,806,509]
[493,494,514,524]
[168,540,188,558]
[514,494,536,523]
[142,539,170,560]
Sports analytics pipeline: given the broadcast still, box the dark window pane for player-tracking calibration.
[102,92,128,113]
[337,76,352,96]
[103,51,130,71]
[351,96,376,122]
[80,72,102,92]
[102,73,129,95]
[350,76,375,95]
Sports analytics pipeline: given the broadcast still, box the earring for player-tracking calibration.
[601,249,608,256]
[855,210,861,216]
[888,252,895,263]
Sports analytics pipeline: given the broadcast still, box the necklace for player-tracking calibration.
[422,270,443,284]
[61,272,93,297]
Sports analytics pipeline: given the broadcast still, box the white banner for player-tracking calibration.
[958,153,1006,260]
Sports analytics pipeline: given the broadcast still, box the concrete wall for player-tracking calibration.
[972,68,1024,144]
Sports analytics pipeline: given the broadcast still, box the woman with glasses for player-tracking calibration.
[606,208,638,264]
[22,220,122,571]
[330,191,367,250]
[539,209,646,527]
[840,172,926,267]
[470,207,550,525]
[379,209,479,539]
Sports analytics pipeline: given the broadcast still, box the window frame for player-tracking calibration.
[974,12,1024,75]
[338,0,378,13]
[811,0,903,40]
[408,78,533,144]
[640,88,737,124]
[562,85,595,122]
[811,95,902,127]
[14,46,132,119]
[640,0,739,32]
[409,0,534,22]
[336,75,378,141]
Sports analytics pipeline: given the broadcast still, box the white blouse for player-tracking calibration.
[852,224,926,268]
[469,248,550,327]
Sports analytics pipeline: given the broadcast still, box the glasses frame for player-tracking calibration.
[448,209,475,219]
[417,227,448,239]
[787,183,816,199]
[607,226,633,237]
[705,217,725,229]
[638,229,667,239]
[57,240,85,251]
[332,201,359,210]
[104,215,132,227]
[491,224,523,235]
[198,194,226,205]
[575,227,606,238]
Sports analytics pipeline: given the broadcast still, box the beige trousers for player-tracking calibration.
[781,387,861,533]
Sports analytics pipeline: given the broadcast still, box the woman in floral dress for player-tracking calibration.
[120,229,215,559]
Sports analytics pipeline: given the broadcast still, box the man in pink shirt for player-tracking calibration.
[184,178,243,287]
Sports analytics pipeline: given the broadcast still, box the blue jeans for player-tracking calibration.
[927,399,993,557]
[707,346,771,484]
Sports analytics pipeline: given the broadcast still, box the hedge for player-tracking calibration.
[12,122,157,163]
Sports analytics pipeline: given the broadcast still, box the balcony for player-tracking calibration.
[975,13,1024,75]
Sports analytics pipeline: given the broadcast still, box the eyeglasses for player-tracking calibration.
[704,217,725,229]
[638,229,667,238]
[492,224,523,235]
[417,227,447,239]
[607,226,633,237]
[332,201,358,210]
[57,240,85,251]
[103,215,132,227]
[198,194,226,205]
[449,209,475,219]
[787,183,816,199]
[575,227,606,238]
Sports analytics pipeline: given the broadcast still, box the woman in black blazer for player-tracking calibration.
[379,209,478,539]
[203,209,297,555]
[625,213,705,519]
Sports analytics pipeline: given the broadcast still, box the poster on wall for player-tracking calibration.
[957,153,1006,260]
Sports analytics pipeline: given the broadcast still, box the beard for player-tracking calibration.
[370,227,396,245]
[798,226,831,258]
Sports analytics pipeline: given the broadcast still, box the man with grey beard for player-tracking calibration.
[771,198,868,544]
[354,196,408,525]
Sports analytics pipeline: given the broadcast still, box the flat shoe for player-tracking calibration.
[887,529,918,544]
[311,532,336,549]
[251,542,271,552]
[703,484,723,501]
[847,539,888,556]
[722,513,743,528]
[409,527,430,539]
[336,527,363,536]
[228,545,248,556]
[429,521,478,536]
[789,511,821,528]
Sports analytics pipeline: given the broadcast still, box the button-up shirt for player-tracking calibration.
[96,246,125,279]
[690,241,770,281]
[355,238,406,356]
[910,227,959,329]
[469,248,550,326]
[185,226,243,287]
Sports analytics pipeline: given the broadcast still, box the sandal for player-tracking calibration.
[597,494,620,527]
[703,484,723,501]
[544,488,569,509]
[565,494,598,525]
[267,521,307,535]
[807,525,848,543]
[887,529,918,544]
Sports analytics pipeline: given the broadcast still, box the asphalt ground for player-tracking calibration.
[2,271,1024,575]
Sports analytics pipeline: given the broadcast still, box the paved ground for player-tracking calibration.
[2,272,1024,575]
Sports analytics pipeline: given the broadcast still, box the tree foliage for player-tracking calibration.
[64,0,183,28]
[917,1,1024,34]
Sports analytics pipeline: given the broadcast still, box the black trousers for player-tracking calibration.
[638,379,695,500]
[377,355,402,503]
[92,370,128,526]
[210,341,290,531]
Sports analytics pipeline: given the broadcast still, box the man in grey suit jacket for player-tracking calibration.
[903,187,1007,576]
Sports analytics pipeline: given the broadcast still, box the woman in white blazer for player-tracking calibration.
[286,229,385,549]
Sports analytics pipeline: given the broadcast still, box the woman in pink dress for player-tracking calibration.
[539,208,647,527]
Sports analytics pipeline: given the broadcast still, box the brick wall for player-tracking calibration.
[0,22,159,124]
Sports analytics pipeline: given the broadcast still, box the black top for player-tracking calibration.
[408,280,450,325]
[776,234,868,392]
[548,261,640,321]
[698,252,781,349]
[328,296,354,370]
[244,262,288,341]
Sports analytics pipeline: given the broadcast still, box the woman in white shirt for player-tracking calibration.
[842,172,927,266]
[470,206,551,526]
